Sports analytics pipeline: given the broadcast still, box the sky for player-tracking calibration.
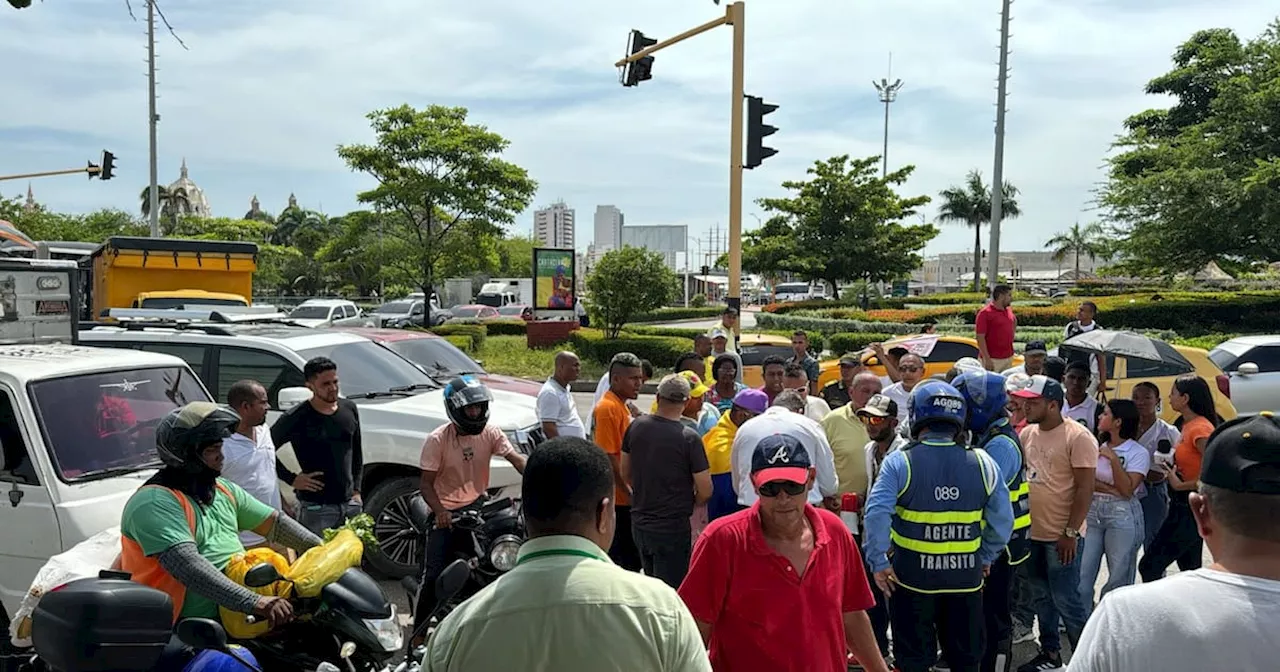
[2,0,1276,263]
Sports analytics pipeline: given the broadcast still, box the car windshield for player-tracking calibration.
[289,305,333,319]
[384,338,485,377]
[140,297,246,309]
[375,301,414,315]
[1208,347,1239,371]
[451,307,482,318]
[29,366,211,482]
[297,340,436,397]
[498,306,524,316]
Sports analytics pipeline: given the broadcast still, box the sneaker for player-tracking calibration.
[1016,650,1064,672]
[1013,623,1036,644]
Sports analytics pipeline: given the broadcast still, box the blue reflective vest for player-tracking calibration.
[978,421,1031,565]
[890,440,993,593]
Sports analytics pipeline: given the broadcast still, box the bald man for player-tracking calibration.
[537,351,585,439]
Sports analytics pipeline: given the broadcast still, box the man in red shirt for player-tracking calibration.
[678,434,889,672]
[976,284,1017,372]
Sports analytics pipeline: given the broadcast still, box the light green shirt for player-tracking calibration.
[423,534,712,672]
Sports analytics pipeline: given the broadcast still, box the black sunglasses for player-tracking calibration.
[758,480,807,498]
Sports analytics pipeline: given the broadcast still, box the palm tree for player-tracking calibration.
[139,185,192,234]
[1046,222,1106,280]
[937,170,1022,292]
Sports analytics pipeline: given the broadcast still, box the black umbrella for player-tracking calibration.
[1060,329,1192,368]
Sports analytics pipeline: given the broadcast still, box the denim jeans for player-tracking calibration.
[1138,482,1169,552]
[1023,540,1090,653]
[296,498,362,536]
[1078,496,1144,606]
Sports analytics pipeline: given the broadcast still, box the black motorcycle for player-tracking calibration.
[400,494,524,626]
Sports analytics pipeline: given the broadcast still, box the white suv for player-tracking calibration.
[79,321,541,579]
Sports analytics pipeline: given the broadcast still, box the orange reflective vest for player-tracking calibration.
[120,482,236,622]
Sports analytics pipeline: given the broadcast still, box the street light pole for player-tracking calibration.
[987,0,1013,295]
[872,53,903,179]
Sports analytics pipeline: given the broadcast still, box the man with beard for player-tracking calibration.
[857,393,910,663]
[120,402,323,629]
[220,380,284,549]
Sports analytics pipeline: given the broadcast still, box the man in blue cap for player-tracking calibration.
[863,381,1014,672]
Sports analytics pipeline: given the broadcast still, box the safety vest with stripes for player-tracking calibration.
[890,441,993,594]
[979,420,1032,565]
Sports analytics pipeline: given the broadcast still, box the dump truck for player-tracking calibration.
[86,237,258,319]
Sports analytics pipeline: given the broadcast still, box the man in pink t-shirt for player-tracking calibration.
[976,283,1017,371]
[413,376,527,641]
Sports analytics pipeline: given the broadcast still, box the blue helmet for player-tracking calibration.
[185,646,259,672]
[952,370,1009,433]
[907,380,967,438]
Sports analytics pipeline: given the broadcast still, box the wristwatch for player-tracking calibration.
[1062,528,1081,539]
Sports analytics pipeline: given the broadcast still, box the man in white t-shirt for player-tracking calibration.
[537,351,585,439]
[1068,413,1280,672]
[1061,361,1102,434]
[729,390,838,510]
[220,380,284,547]
[881,353,925,427]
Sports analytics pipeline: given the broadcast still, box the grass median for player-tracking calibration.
[475,335,607,380]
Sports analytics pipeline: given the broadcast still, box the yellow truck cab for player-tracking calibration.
[87,237,257,319]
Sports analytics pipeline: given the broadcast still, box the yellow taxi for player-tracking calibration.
[814,334,1024,391]
[737,333,840,389]
[1092,344,1237,423]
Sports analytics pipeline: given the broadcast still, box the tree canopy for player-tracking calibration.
[742,155,938,298]
[1102,22,1280,275]
[937,170,1021,292]
[586,246,678,338]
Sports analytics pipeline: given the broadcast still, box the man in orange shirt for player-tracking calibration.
[593,352,646,570]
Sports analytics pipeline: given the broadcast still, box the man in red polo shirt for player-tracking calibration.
[678,434,889,672]
[976,284,1017,372]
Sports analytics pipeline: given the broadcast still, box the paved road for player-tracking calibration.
[394,391,1211,669]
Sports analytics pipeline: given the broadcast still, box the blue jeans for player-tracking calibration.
[296,499,362,536]
[1078,496,1144,606]
[1139,483,1169,552]
[1023,540,1091,653]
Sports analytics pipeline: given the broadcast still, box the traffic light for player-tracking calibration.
[100,150,116,180]
[622,30,657,87]
[745,95,779,169]
[701,265,710,277]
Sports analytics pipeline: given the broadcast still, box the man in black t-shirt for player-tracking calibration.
[272,356,364,536]
[620,374,712,587]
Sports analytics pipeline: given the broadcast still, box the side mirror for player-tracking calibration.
[175,618,229,652]
[1238,362,1260,375]
[278,387,312,411]
[436,559,470,605]
[243,563,283,588]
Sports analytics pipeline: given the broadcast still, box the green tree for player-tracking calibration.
[166,215,295,294]
[140,185,192,235]
[586,246,678,338]
[1101,23,1280,275]
[748,155,938,299]
[1045,222,1107,280]
[337,104,537,323]
[495,234,537,277]
[937,170,1022,292]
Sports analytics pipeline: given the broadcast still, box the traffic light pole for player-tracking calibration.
[614,2,746,312]
[0,165,100,182]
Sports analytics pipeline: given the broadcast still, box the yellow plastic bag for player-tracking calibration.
[285,528,364,598]
[221,547,293,640]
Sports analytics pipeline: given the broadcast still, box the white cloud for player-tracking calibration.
[1,0,1276,259]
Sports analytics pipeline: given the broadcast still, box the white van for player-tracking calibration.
[773,282,823,302]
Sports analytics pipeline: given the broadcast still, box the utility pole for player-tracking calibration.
[146,0,160,237]
[873,53,903,179]
[987,0,1013,295]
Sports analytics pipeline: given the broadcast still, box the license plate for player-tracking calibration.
[36,300,69,315]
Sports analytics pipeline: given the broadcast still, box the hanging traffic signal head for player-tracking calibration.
[100,150,116,181]
[622,30,657,87]
[745,95,779,169]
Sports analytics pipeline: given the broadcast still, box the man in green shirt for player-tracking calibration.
[120,402,322,627]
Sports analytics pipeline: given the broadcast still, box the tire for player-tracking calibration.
[363,475,423,580]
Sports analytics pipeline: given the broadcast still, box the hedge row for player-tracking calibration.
[568,329,691,369]
[426,324,486,351]
[827,333,903,355]
[756,312,924,336]
[442,335,473,352]
[628,307,725,323]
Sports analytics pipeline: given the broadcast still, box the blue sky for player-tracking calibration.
[2,0,1276,260]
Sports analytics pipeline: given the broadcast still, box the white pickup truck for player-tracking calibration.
[0,258,216,650]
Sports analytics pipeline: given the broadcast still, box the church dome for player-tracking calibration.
[167,158,212,218]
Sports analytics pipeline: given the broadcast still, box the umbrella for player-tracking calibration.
[0,219,36,253]
[1059,329,1192,368]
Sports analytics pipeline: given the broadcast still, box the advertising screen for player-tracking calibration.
[533,248,575,310]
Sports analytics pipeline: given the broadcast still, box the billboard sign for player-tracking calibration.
[533,248,575,311]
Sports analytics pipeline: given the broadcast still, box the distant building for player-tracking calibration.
[166,159,213,218]
[533,201,575,249]
[913,250,1099,292]
[593,205,624,252]
[621,224,688,271]
[23,183,35,212]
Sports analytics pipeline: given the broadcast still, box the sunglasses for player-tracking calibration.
[859,414,889,425]
[758,480,807,497]
[898,365,922,373]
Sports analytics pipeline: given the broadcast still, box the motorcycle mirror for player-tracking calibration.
[243,563,283,588]
[436,559,470,604]
[176,618,229,652]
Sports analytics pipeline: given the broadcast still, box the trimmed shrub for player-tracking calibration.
[827,332,903,356]
[484,320,528,336]
[690,293,707,308]
[568,329,690,369]
[427,323,487,351]
[442,335,473,352]
[628,326,709,340]
[757,312,921,336]
[628,307,724,323]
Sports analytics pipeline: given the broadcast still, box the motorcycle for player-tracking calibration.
[399,494,524,628]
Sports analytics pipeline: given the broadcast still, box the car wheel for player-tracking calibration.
[364,475,423,580]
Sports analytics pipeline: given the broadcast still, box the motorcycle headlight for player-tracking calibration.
[489,534,522,572]
[362,604,403,652]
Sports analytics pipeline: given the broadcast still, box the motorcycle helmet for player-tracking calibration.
[952,370,1009,433]
[185,646,260,672]
[155,402,241,473]
[907,380,967,440]
[444,375,492,436]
